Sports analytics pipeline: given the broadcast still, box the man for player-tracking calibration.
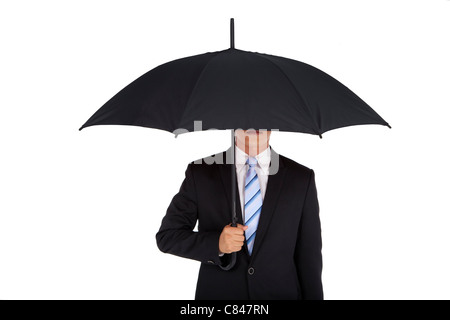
[156,129,323,300]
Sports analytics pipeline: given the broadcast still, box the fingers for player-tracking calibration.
[229,245,243,252]
[224,231,245,242]
[230,238,245,249]
[228,238,245,247]
[225,224,248,235]
[226,224,248,230]
[236,224,249,231]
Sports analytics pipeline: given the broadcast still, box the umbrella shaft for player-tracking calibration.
[231,129,237,227]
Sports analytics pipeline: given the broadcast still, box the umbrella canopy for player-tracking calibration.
[79,19,390,136]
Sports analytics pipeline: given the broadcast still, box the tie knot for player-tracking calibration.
[246,157,258,168]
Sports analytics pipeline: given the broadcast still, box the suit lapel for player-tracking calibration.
[250,149,286,259]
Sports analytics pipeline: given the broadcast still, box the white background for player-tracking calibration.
[1,0,449,300]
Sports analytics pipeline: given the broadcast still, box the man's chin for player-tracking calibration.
[245,130,267,136]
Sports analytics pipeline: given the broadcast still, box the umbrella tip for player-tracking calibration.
[319,134,323,139]
[230,18,235,49]
[387,124,392,129]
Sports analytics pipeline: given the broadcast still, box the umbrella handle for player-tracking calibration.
[219,252,237,271]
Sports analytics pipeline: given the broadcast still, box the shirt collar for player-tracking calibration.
[235,145,271,174]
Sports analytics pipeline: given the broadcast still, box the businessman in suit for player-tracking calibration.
[156,129,323,300]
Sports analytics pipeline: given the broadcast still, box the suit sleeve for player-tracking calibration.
[295,169,324,300]
[155,163,223,264]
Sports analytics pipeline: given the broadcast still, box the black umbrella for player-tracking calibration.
[80,18,390,269]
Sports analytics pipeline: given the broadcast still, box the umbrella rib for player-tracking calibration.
[253,53,322,136]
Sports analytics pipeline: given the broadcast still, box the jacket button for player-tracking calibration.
[248,267,255,275]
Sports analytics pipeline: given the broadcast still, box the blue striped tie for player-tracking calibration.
[244,157,263,255]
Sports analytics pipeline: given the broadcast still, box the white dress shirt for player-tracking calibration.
[235,145,271,223]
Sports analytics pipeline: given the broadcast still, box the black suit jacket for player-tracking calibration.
[156,148,323,300]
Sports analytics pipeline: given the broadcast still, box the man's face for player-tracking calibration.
[235,129,271,150]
